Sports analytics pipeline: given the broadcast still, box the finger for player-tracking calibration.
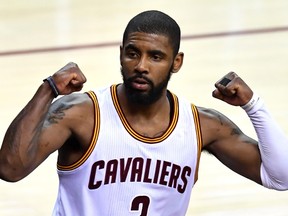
[73,71,87,85]
[215,74,238,97]
[219,77,231,86]
[70,78,86,86]
[219,86,236,97]
[212,89,225,100]
[78,73,87,83]
[72,65,87,83]
[215,87,236,99]
[72,85,84,92]
[215,71,238,86]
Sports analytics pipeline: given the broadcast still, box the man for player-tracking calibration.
[0,10,287,216]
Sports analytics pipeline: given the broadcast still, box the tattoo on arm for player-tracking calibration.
[231,127,241,136]
[244,138,258,145]
[231,127,258,145]
[216,114,224,126]
[47,103,74,125]
[216,112,242,137]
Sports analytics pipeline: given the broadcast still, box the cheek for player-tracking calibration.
[121,58,135,71]
[153,65,173,83]
[155,64,173,76]
[120,65,132,80]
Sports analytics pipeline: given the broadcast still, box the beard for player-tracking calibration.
[121,67,172,105]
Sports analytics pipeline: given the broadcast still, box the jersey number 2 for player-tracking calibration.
[131,195,150,216]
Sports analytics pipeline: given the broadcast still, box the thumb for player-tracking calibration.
[212,89,225,101]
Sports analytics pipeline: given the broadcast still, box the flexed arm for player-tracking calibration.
[0,62,86,182]
[213,72,288,190]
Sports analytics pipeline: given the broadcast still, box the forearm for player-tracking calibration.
[244,94,288,190]
[0,82,54,181]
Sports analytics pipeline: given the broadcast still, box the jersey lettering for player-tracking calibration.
[88,157,192,193]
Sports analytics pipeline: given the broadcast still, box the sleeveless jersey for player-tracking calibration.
[52,85,202,216]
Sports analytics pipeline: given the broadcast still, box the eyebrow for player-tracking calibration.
[124,44,139,52]
[124,44,167,57]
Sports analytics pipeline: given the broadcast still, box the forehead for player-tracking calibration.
[123,32,173,53]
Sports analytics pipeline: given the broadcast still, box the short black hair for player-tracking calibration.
[122,10,181,56]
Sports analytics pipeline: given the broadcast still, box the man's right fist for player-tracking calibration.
[51,62,87,95]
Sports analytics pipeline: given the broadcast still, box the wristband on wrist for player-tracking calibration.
[43,76,59,98]
[241,93,260,112]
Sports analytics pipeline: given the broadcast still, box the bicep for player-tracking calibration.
[35,99,74,165]
[38,119,71,159]
[37,93,94,166]
[199,107,262,184]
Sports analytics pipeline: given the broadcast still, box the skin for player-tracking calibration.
[0,32,261,186]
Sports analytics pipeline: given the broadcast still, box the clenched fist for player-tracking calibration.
[51,62,87,96]
[212,72,253,106]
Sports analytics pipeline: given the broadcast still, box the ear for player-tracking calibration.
[171,52,184,73]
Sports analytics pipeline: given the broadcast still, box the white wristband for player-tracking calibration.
[241,93,260,112]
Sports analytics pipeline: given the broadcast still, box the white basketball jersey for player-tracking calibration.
[52,85,202,216]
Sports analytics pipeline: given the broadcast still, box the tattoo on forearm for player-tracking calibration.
[47,103,74,124]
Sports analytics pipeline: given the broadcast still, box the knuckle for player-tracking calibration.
[68,62,78,68]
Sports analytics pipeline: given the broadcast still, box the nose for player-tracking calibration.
[135,56,149,74]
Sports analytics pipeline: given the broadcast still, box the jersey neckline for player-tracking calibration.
[110,84,179,144]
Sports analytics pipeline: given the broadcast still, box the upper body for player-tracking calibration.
[52,85,202,215]
[0,10,287,215]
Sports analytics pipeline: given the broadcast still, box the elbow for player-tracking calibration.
[0,166,25,183]
[0,158,27,182]
[270,180,288,191]
[0,175,21,183]
[0,167,26,183]
[260,164,288,191]
[261,174,288,191]
[263,183,288,191]
[0,171,26,182]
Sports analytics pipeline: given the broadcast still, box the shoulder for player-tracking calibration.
[47,93,94,126]
[51,92,92,110]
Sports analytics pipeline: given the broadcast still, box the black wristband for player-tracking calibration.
[43,76,59,98]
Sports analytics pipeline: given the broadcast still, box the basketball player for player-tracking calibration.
[0,10,287,216]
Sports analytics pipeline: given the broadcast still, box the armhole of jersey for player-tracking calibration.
[191,104,203,183]
[57,91,100,171]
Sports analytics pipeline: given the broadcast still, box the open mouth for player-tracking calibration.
[131,77,150,91]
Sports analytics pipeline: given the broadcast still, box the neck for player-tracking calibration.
[117,84,170,119]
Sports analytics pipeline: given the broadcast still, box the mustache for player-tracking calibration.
[126,74,153,85]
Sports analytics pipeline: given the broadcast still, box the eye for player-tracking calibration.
[149,51,164,62]
[151,55,162,61]
[126,50,138,59]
